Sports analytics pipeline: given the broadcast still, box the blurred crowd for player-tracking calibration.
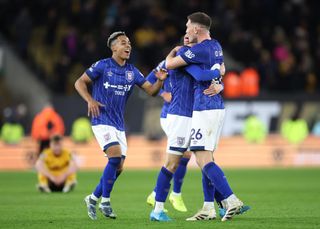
[0,0,319,95]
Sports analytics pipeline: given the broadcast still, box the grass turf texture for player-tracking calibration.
[0,168,320,229]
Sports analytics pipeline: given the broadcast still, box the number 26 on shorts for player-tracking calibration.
[191,128,202,140]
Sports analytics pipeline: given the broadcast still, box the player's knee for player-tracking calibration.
[164,160,179,173]
[104,144,122,157]
[195,156,210,169]
[183,151,192,159]
[195,156,203,168]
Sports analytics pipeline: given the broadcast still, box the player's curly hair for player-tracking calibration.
[107,31,126,48]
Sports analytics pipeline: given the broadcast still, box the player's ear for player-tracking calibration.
[110,38,119,52]
[111,43,117,52]
[193,25,198,34]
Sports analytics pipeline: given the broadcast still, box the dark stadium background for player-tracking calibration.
[1,0,320,134]
[0,1,320,228]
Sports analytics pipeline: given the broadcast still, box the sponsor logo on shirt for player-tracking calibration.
[103,81,132,96]
[184,50,195,59]
[214,50,223,57]
[125,71,134,82]
[89,61,100,72]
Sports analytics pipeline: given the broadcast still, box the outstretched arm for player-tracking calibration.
[165,46,187,69]
[185,64,221,81]
[141,69,168,96]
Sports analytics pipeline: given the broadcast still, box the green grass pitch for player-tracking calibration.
[0,168,320,229]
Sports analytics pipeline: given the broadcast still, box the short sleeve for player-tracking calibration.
[146,70,157,84]
[179,44,207,65]
[214,42,224,64]
[85,60,104,81]
[133,67,146,87]
[155,60,166,71]
[146,60,167,84]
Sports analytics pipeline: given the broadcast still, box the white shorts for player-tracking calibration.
[166,114,192,155]
[190,109,225,152]
[160,117,169,136]
[92,125,127,156]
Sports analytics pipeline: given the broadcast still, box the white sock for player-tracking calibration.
[101,197,110,203]
[154,201,164,213]
[226,194,237,202]
[90,194,99,201]
[203,202,215,210]
[151,191,156,197]
[221,200,227,209]
[225,194,240,208]
[171,191,181,196]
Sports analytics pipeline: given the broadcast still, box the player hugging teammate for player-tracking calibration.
[75,12,249,223]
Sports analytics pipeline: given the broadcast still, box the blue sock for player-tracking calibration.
[173,157,189,193]
[214,189,225,203]
[93,177,103,198]
[93,168,123,198]
[203,162,233,199]
[202,170,215,202]
[155,167,173,202]
[102,157,121,198]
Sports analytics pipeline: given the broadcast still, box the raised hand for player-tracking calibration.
[155,68,168,81]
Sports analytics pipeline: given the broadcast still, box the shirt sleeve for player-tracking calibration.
[155,60,166,71]
[146,71,157,84]
[133,67,146,87]
[146,60,167,84]
[184,64,220,81]
[180,42,224,65]
[214,42,224,64]
[85,60,104,81]
[179,44,207,65]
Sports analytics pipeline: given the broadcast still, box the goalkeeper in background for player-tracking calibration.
[35,135,77,193]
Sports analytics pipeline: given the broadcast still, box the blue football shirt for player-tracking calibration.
[168,46,195,117]
[180,39,224,111]
[85,58,146,131]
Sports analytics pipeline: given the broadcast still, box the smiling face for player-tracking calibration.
[111,35,132,60]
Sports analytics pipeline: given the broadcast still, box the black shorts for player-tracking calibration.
[48,180,65,192]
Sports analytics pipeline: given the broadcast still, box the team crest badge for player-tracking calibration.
[104,133,111,142]
[177,137,185,146]
[125,71,134,82]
